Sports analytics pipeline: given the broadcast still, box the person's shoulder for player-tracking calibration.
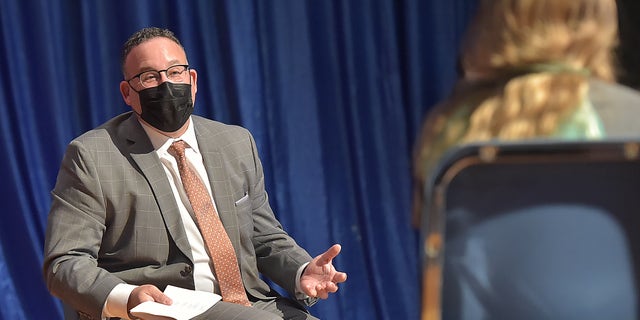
[192,115,251,137]
[589,78,640,106]
[588,78,640,137]
[72,112,135,143]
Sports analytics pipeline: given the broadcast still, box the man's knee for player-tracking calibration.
[194,301,283,320]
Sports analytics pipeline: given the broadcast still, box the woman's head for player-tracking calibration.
[461,0,618,81]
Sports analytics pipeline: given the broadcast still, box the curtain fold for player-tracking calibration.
[0,1,476,319]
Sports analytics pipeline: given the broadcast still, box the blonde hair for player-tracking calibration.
[459,0,618,140]
[463,71,590,142]
[412,0,619,226]
[462,0,618,81]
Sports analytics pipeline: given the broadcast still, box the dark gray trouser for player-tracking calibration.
[191,296,320,320]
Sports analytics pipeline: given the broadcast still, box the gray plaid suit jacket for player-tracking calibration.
[43,112,313,320]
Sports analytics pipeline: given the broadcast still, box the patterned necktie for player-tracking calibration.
[168,140,251,306]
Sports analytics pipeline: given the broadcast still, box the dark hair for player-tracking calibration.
[121,27,184,75]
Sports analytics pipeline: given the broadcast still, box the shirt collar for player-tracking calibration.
[138,117,200,155]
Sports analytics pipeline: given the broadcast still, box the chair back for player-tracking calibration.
[421,140,640,320]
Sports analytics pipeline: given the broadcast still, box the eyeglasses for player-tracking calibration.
[127,64,190,89]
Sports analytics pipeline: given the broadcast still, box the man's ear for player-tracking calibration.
[120,81,132,106]
[190,69,198,97]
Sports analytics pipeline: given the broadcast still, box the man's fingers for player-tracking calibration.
[130,285,173,309]
[317,244,341,265]
[324,282,338,293]
[332,271,348,283]
[315,284,329,299]
[148,290,173,305]
[316,284,329,299]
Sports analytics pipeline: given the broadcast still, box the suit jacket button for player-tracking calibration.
[180,265,193,277]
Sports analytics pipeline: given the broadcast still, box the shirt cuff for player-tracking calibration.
[295,262,310,300]
[102,283,137,320]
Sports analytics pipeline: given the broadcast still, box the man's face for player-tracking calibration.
[119,37,198,116]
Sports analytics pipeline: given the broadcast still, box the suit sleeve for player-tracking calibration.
[42,140,125,319]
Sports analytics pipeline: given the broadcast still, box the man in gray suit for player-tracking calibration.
[43,27,347,320]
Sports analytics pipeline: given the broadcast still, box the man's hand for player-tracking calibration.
[300,244,348,299]
[127,284,173,318]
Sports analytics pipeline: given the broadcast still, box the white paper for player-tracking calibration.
[130,285,222,320]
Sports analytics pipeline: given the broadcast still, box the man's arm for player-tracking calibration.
[43,140,124,319]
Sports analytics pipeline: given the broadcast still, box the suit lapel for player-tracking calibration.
[123,115,194,262]
[193,119,243,254]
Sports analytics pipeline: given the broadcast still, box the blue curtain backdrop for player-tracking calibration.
[0,0,477,319]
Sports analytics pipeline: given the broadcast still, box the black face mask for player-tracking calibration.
[137,82,194,132]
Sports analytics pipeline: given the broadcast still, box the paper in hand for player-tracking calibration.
[130,285,221,320]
